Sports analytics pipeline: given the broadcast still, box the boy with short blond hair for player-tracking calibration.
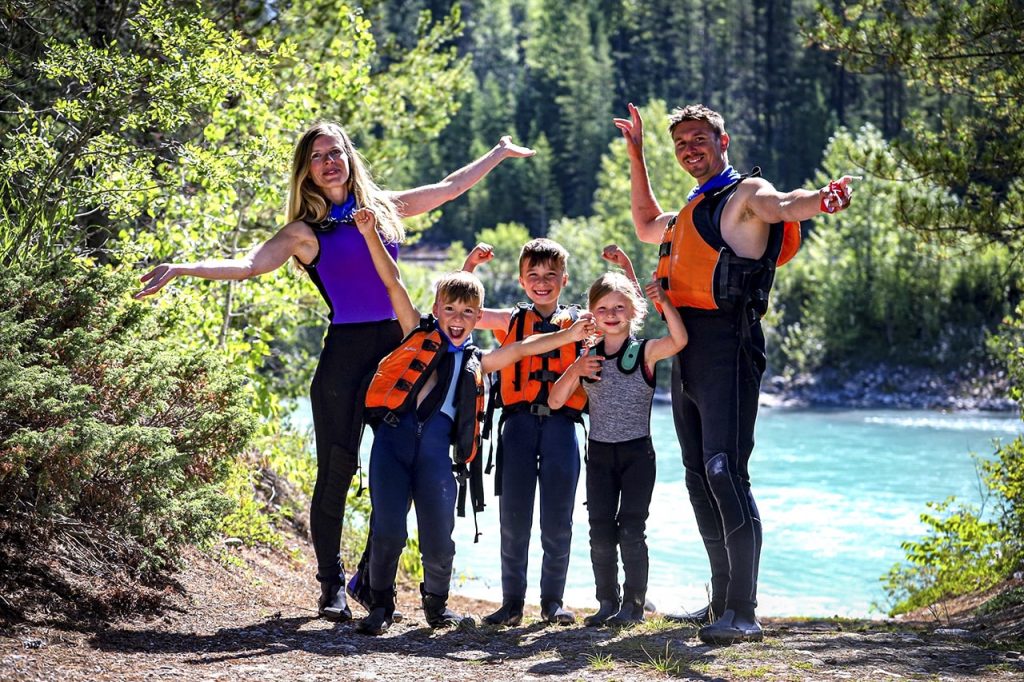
[353,212,594,636]
[463,237,589,626]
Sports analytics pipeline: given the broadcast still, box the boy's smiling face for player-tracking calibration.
[519,258,568,313]
[432,295,482,346]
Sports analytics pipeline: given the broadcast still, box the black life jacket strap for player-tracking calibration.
[500,401,584,421]
[482,373,500,476]
[510,304,529,392]
[470,454,484,511]
[457,466,467,516]
[529,369,561,383]
[581,418,589,464]
[355,444,367,497]
[454,463,481,543]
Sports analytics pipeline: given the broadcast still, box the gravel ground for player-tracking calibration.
[2,542,1022,682]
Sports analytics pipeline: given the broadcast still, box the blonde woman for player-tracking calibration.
[136,121,534,621]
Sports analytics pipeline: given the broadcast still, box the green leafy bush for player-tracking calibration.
[882,496,1006,614]
[0,255,256,580]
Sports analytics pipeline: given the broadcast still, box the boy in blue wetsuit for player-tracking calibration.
[354,212,594,635]
[463,238,589,625]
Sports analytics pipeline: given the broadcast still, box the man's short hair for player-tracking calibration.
[668,104,726,137]
[436,270,485,307]
[519,237,569,273]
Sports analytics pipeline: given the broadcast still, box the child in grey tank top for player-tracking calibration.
[549,245,688,626]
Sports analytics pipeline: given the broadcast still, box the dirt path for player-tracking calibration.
[2,544,1022,681]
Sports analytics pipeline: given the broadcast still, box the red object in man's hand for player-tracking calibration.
[820,180,852,214]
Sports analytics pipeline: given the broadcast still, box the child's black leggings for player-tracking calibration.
[586,436,656,605]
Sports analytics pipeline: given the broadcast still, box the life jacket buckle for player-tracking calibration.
[529,369,559,383]
[529,404,552,417]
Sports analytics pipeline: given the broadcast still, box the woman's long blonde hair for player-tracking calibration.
[286,122,405,244]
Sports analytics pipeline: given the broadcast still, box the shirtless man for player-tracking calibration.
[614,102,854,644]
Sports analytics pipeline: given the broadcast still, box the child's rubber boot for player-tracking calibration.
[421,583,474,629]
[347,569,404,622]
[483,598,525,626]
[355,589,395,636]
[541,598,575,626]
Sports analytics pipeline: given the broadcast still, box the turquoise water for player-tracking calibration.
[289,401,1021,617]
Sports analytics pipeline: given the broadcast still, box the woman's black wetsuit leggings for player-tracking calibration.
[671,307,765,617]
[309,319,402,586]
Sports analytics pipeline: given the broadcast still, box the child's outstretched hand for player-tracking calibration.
[601,244,631,269]
[353,207,377,235]
[567,312,597,342]
[463,242,495,270]
[569,349,603,382]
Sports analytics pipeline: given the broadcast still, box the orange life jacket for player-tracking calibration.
[365,316,486,467]
[493,303,587,416]
[655,168,801,318]
[481,304,586,498]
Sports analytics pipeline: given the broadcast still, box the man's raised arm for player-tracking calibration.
[613,102,675,244]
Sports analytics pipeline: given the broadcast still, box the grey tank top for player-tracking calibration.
[583,338,656,443]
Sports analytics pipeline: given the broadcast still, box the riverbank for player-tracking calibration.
[2,540,1022,681]
[763,362,1014,412]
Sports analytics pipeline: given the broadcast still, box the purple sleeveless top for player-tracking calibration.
[302,204,399,324]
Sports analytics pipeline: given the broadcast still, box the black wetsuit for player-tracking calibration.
[303,206,402,587]
[671,305,765,616]
[309,319,401,585]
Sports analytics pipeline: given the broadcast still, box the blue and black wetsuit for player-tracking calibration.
[366,344,468,598]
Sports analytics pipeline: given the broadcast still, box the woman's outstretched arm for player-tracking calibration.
[134,221,317,299]
[389,136,534,217]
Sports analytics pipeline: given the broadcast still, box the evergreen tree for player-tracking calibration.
[808,0,1024,246]
[522,0,616,217]
[518,133,562,234]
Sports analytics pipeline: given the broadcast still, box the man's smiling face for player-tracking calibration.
[671,120,729,184]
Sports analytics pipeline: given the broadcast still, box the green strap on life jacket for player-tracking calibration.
[621,338,642,373]
[589,337,643,373]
